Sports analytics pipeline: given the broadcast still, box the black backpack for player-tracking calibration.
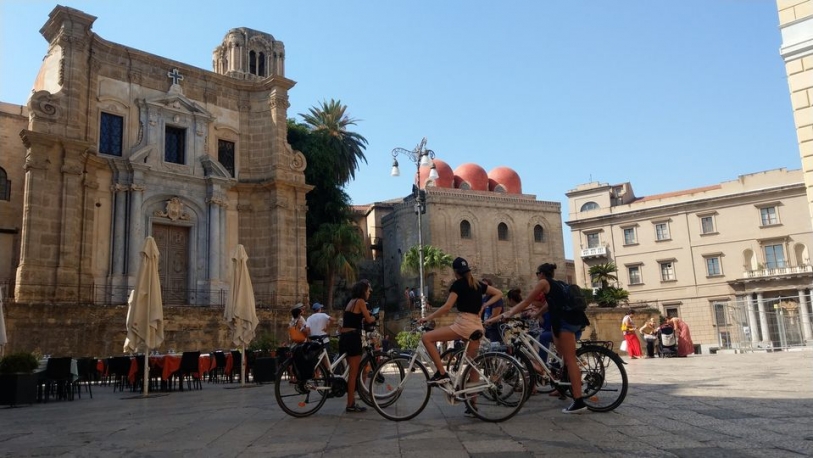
[553,280,587,313]
[292,341,322,380]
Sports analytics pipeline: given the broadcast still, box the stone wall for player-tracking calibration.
[2,303,320,358]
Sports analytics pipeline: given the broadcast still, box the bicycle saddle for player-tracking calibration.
[468,330,483,341]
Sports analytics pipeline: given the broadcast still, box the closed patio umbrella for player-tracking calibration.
[224,244,258,387]
[124,236,165,397]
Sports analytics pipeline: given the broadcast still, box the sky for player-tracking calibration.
[0,1,801,259]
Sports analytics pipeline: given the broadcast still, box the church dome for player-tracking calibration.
[419,158,454,188]
[454,163,489,191]
[488,166,522,194]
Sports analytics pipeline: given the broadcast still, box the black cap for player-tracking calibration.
[452,257,471,274]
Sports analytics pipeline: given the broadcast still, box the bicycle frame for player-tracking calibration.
[502,320,572,385]
[398,337,495,399]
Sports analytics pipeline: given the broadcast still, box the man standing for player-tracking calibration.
[404,287,412,310]
[409,288,417,309]
[306,303,334,344]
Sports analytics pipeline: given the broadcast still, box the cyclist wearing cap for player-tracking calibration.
[419,257,503,398]
[306,302,334,343]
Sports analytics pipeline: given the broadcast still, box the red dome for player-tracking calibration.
[419,158,454,188]
[454,163,489,191]
[488,166,522,194]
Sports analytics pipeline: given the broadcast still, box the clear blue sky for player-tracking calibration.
[0,1,800,259]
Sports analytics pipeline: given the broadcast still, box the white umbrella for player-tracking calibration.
[224,244,258,387]
[0,286,7,357]
[124,236,165,397]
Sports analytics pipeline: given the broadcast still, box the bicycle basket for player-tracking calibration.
[292,341,322,380]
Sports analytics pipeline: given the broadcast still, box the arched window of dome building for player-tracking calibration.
[580,201,599,212]
[498,222,509,241]
[0,167,9,200]
[460,220,471,239]
[533,225,544,243]
[249,50,257,74]
[459,182,471,190]
[493,184,506,193]
[259,52,266,76]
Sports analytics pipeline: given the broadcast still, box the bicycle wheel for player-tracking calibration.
[370,357,430,421]
[357,350,390,407]
[577,345,628,412]
[514,350,554,399]
[274,358,328,418]
[463,353,528,422]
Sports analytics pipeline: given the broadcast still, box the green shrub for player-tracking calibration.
[0,352,39,374]
[248,332,278,353]
[395,331,421,350]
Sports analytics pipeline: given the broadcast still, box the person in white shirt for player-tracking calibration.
[306,302,334,343]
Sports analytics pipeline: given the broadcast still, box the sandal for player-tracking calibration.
[345,404,367,413]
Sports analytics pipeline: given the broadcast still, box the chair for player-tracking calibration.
[74,358,97,399]
[209,351,227,383]
[176,351,203,391]
[106,356,133,392]
[230,350,243,383]
[42,357,75,402]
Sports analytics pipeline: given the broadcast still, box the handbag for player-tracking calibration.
[288,326,307,343]
[619,339,628,353]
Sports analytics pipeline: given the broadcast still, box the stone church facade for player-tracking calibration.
[352,159,566,307]
[1,6,311,307]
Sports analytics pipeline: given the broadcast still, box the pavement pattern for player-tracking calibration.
[1,350,812,457]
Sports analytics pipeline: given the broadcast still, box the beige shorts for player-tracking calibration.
[450,313,485,340]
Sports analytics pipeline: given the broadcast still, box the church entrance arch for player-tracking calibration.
[152,223,190,305]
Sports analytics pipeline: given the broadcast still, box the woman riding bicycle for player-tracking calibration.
[418,257,503,390]
[487,262,590,414]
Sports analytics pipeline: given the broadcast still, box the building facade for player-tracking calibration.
[566,168,813,352]
[354,160,566,308]
[1,6,310,306]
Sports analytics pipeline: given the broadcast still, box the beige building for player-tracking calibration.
[566,168,813,352]
[0,6,310,306]
[353,160,566,308]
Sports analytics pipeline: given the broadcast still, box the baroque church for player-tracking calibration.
[0,6,311,307]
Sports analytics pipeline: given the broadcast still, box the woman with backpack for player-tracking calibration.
[486,262,591,414]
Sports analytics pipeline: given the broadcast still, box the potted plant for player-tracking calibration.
[0,352,40,406]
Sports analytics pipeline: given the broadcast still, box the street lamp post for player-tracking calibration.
[391,137,439,319]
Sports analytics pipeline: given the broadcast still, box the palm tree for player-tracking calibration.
[300,99,368,184]
[400,245,453,275]
[596,287,629,308]
[589,263,618,289]
[308,223,364,309]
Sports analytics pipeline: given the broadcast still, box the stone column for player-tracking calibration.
[127,183,145,279]
[756,292,772,346]
[799,288,813,342]
[746,294,759,343]
[111,183,127,275]
[207,196,223,280]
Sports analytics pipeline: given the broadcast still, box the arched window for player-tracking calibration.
[498,222,509,241]
[580,201,599,212]
[460,220,471,239]
[533,225,544,242]
[258,52,266,76]
[249,50,257,74]
[0,167,9,200]
[459,182,471,190]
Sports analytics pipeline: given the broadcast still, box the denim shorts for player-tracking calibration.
[559,319,584,340]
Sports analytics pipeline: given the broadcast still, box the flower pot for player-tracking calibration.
[0,373,39,406]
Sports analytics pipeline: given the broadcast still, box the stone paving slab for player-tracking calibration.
[1,350,812,457]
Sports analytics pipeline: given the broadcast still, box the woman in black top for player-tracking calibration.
[339,279,376,413]
[487,262,590,414]
[419,257,503,387]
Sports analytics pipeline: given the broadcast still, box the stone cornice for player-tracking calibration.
[566,183,805,229]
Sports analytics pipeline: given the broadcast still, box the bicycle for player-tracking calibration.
[499,317,628,412]
[275,321,393,417]
[368,322,528,422]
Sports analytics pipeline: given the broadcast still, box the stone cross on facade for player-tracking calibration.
[167,68,184,85]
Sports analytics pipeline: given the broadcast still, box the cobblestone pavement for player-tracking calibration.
[1,350,812,457]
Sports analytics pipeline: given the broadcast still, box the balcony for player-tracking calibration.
[743,264,813,279]
[580,246,608,259]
